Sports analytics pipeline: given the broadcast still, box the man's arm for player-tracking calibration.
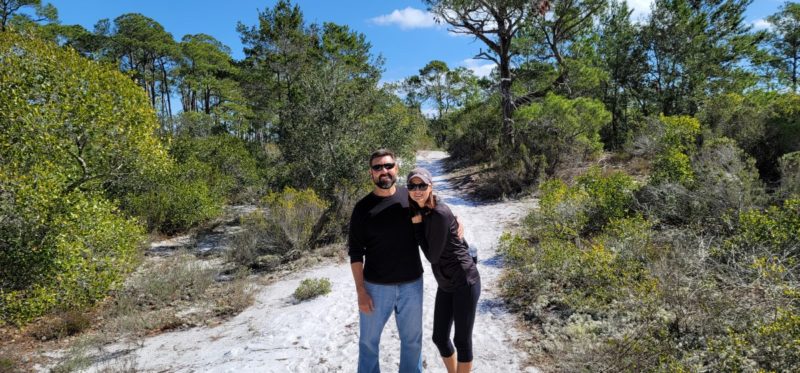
[347,208,373,314]
[350,262,373,314]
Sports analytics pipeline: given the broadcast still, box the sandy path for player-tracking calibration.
[86,151,540,372]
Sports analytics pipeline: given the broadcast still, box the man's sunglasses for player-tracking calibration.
[371,162,396,171]
[407,183,429,191]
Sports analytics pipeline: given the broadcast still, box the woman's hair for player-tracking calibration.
[409,190,437,216]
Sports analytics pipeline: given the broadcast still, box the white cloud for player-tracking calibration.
[752,18,773,31]
[462,59,495,78]
[370,7,437,30]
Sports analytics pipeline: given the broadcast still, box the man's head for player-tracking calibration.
[369,149,398,190]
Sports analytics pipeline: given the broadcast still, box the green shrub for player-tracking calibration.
[0,34,171,325]
[650,148,694,185]
[723,198,800,257]
[691,137,766,227]
[447,99,502,164]
[229,187,328,269]
[698,93,769,154]
[124,159,222,234]
[515,93,609,173]
[627,115,700,158]
[660,115,701,154]
[779,151,800,199]
[526,168,638,240]
[526,178,590,240]
[575,167,640,232]
[170,133,264,203]
[293,278,332,301]
[0,189,143,325]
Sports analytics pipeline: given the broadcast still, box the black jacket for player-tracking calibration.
[414,201,479,291]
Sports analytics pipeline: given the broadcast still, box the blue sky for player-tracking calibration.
[47,0,785,85]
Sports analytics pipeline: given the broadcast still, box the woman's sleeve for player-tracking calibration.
[413,222,430,259]
[424,211,452,264]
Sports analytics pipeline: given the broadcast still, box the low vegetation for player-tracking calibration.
[499,127,800,370]
[293,278,332,301]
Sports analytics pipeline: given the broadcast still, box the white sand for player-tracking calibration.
[84,151,541,372]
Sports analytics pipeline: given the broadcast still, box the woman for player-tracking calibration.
[407,167,480,373]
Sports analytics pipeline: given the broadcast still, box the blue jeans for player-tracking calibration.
[358,277,423,373]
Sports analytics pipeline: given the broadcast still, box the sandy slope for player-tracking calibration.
[85,151,540,372]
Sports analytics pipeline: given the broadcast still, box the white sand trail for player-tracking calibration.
[85,151,540,372]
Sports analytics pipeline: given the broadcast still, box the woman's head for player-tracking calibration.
[407,167,435,210]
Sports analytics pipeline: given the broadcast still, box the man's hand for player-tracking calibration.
[358,288,374,314]
[456,216,465,240]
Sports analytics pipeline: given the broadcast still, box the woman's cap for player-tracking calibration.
[407,167,432,185]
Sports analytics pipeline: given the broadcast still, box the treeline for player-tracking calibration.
[0,0,426,325]
[397,0,799,192]
[397,0,799,371]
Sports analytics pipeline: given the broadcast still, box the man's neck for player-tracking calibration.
[372,185,397,197]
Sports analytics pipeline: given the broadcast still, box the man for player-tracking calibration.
[349,149,424,373]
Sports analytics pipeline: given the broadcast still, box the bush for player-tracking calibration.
[526,179,590,240]
[293,278,332,301]
[627,115,700,158]
[649,148,694,185]
[0,188,143,325]
[170,132,264,203]
[575,167,639,232]
[447,98,502,164]
[779,151,800,199]
[526,167,639,240]
[124,158,222,234]
[229,187,328,269]
[722,198,800,258]
[690,137,766,227]
[515,93,609,173]
[0,34,168,324]
[698,93,769,155]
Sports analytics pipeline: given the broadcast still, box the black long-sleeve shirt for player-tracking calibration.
[348,188,423,284]
[414,201,480,292]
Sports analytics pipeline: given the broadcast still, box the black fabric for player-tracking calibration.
[431,279,481,362]
[348,187,423,284]
[413,201,480,291]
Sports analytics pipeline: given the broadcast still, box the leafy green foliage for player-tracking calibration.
[641,0,761,116]
[515,93,610,173]
[766,2,800,93]
[170,132,264,203]
[527,167,639,240]
[0,188,143,325]
[723,198,800,257]
[779,151,800,199]
[0,33,170,325]
[123,159,222,234]
[446,98,502,164]
[650,149,694,185]
[229,188,328,270]
[690,137,766,226]
[293,278,332,301]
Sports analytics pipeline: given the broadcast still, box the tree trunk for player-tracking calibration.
[499,38,516,149]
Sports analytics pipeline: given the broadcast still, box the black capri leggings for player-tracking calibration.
[431,278,481,362]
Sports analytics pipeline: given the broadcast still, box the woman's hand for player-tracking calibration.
[411,213,422,224]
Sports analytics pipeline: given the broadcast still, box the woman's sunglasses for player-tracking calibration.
[407,183,429,191]
[371,162,396,171]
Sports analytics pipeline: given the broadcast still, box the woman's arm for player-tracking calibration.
[423,210,452,264]
[412,213,430,258]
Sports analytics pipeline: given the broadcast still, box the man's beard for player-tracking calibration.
[373,173,396,189]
